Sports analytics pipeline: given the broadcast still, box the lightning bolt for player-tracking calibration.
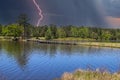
[32,0,43,26]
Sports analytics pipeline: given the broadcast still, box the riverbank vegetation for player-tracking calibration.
[0,14,120,42]
[56,69,120,80]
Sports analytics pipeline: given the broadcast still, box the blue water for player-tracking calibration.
[0,41,120,80]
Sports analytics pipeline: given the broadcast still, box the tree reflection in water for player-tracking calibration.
[0,41,109,69]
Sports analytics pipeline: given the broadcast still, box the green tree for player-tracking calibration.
[50,24,57,39]
[0,24,2,35]
[39,25,48,37]
[78,27,89,38]
[101,31,112,41]
[57,28,66,38]
[17,14,29,26]
[90,32,98,40]
[32,27,40,39]
[116,31,120,40]
[2,24,23,38]
[17,14,30,39]
[71,27,79,37]
[45,27,52,40]
[63,25,72,37]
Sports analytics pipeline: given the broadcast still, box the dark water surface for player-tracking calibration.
[0,41,120,80]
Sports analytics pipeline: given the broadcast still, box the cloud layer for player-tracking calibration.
[0,0,120,27]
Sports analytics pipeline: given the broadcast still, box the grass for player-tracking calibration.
[77,42,120,48]
[53,38,120,48]
[1,36,120,48]
[28,37,120,48]
[56,69,120,80]
[54,37,94,41]
[54,37,120,48]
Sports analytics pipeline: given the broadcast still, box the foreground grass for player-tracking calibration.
[56,70,120,80]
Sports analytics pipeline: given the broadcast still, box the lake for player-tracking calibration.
[0,41,120,80]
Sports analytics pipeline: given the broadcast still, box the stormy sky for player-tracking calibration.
[0,0,120,28]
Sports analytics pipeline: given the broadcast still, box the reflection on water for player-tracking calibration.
[0,41,120,80]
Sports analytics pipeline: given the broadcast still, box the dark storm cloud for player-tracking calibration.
[0,0,34,24]
[103,0,120,18]
[0,0,120,27]
[40,0,107,26]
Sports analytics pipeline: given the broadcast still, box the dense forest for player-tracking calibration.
[0,14,120,41]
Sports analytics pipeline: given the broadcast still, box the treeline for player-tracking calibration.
[1,24,120,41]
[0,14,120,41]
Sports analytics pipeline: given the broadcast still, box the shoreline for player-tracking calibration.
[27,39,120,48]
[1,37,120,48]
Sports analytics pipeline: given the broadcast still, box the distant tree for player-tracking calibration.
[0,24,2,35]
[101,31,112,41]
[17,14,29,26]
[63,26,72,37]
[116,31,120,40]
[88,27,98,38]
[90,32,98,40]
[2,24,23,38]
[17,14,30,39]
[32,27,40,39]
[78,27,89,38]
[49,24,57,39]
[95,28,102,40]
[71,27,79,37]
[57,28,66,38]
[25,24,32,38]
[39,25,48,37]
[45,27,52,40]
